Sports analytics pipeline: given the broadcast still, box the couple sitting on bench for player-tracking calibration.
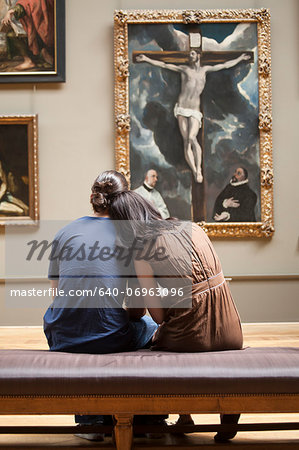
[43,170,243,442]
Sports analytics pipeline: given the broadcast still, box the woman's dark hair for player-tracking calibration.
[91,170,162,219]
[90,170,128,213]
[110,190,165,244]
[110,190,162,221]
[91,171,176,243]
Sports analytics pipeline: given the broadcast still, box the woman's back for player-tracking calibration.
[151,223,243,352]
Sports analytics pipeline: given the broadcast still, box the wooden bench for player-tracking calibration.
[0,347,299,449]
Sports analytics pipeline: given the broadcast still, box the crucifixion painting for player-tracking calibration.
[129,23,260,222]
[134,33,252,184]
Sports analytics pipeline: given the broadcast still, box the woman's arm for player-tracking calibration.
[134,259,165,324]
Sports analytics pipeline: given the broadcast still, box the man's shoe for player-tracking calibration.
[74,423,105,442]
[172,414,195,435]
[133,415,168,439]
[145,417,168,439]
[214,414,241,442]
[134,416,168,439]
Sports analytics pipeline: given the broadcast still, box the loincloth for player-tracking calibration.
[174,103,203,125]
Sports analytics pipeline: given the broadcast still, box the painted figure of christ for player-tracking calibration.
[136,50,250,183]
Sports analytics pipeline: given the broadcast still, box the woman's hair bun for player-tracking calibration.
[90,191,109,209]
[90,170,128,213]
[92,180,113,194]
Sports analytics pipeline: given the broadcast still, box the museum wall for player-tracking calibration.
[0,0,298,325]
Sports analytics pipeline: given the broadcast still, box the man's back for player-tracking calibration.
[43,216,133,353]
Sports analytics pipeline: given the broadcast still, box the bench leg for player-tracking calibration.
[113,414,133,450]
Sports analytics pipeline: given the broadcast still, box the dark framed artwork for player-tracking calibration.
[114,8,274,238]
[0,0,65,83]
[0,115,39,225]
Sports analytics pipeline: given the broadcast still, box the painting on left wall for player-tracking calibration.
[0,0,65,83]
[0,115,39,225]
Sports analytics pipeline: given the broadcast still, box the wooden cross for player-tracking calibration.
[133,27,253,221]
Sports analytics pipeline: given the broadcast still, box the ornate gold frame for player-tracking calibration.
[114,9,274,238]
[0,115,39,226]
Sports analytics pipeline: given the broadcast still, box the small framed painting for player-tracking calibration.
[0,115,39,225]
[0,0,65,83]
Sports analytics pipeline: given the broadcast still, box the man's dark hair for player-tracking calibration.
[241,167,248,180]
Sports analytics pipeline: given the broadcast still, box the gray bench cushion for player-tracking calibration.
[0,347,298,396]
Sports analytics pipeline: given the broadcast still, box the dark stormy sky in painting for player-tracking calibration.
[128,23,260,221]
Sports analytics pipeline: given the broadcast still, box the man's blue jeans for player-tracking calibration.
[75,315,158,425]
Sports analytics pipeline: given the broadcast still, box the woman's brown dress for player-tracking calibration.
[151,223,243,352]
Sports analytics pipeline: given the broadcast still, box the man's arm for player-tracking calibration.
[136,54,183,73]
[50,280,58,299]
[125,278,146,320]
[205,53,251,73]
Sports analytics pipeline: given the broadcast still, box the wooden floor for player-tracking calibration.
[0,323,298,449]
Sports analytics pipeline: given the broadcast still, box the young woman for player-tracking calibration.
[107,173,243,353]
[106,170,243,441]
